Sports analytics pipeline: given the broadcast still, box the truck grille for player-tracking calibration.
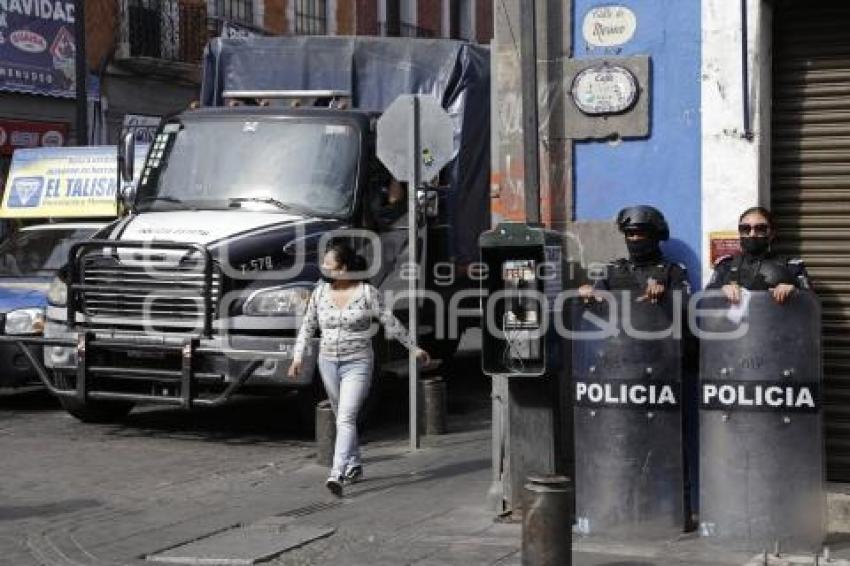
[71,242,219,332]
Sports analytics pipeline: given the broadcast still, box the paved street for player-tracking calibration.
[0,349,511,566]
[0,386,321,565]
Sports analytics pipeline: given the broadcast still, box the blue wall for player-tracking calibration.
[573,0,702,286]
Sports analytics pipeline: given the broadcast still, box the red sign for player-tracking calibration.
[0,119,69,156]
[709,231,741,267]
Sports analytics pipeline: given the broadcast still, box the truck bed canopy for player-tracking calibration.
[200,35,490,265]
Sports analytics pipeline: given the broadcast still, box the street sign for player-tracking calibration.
[376,95,453,452]
[376,95,454,184]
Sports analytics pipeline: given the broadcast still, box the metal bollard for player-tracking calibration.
[418,377,447,435]
[522,474,573,566]
[316,399,335,467]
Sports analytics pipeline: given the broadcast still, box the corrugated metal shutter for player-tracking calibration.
[773,0,850,481]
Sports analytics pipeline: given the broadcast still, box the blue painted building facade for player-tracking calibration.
[572,0,703,286]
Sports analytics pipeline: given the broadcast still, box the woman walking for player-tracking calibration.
[288,242,430,496]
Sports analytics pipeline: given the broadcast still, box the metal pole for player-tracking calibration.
[520,0,540,225]
[74,0,88,145]
[408,96,421,450]
[740,0,753,140]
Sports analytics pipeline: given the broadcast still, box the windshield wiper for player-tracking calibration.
[228,197,306,214]
[137,196,192,210]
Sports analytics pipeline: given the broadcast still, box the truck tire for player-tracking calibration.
[58,396,134,424]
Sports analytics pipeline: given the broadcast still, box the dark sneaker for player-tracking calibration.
[343,465,363,485]
[326,476,343,497]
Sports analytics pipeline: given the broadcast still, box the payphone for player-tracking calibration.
[480,222,572,514]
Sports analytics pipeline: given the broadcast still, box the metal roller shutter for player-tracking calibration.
[773,0,850,480]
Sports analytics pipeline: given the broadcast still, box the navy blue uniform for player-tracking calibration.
[707,253,811,291]
[591,256,691,295]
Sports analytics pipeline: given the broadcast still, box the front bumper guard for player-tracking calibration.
[0,333,298,409]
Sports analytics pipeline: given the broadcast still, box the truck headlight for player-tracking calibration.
[243,287,312,316]
[47,276,67,306]
[5,308,46,336]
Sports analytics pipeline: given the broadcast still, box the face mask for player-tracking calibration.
[740,236,770,256]
[626,239,659,261]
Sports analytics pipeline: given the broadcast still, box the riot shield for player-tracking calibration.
[572,290,685,538]
[697,290,825,552]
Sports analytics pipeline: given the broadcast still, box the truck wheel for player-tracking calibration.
[58,396,134,424]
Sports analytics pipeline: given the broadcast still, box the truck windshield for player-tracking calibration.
[0,228,97,277]
[139,119,360,217]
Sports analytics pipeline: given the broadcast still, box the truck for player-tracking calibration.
[37,36,490,423]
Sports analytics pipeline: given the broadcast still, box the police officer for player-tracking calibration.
[577,205,697,531]
[707,206,810,304]
[578,205,690,301]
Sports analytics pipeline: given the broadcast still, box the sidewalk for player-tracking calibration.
[263,423,850,566]
[24,402,850,566]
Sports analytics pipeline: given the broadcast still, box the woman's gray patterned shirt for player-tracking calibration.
[293,282,416,361]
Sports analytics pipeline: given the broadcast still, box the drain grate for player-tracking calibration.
[276,501,342,519]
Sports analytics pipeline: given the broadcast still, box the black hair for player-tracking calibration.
[739,206,774,227]
[325,241,368,274]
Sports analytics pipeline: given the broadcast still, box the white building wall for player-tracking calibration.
[701,0,773,283]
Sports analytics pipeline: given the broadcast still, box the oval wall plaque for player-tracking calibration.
[570,64,639,115]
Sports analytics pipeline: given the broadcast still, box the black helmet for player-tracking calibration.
[616,205,670,241]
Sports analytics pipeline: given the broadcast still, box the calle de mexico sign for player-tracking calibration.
[582,5,637,48]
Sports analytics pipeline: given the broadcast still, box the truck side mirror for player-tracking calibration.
[118,131,135,183]
[120,183,137,210]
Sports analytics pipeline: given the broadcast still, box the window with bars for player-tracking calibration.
[125,0,207,63]
[294,0,328,35]
[211,0,254,25]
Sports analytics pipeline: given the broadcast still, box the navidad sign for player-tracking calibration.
[1,145,147,218]
[0,0,79,97]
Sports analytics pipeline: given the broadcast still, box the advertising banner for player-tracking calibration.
[0,118,68,155]
[0,145,148,218]
[0,1,79,97]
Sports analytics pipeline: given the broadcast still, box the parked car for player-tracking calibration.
[0,223,105,388]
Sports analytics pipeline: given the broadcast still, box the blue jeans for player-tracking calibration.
[318,355,373,478]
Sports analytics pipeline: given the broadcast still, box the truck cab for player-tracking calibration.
[42,104,455,421]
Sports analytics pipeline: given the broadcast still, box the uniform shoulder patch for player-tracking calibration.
[713,254,734,267]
